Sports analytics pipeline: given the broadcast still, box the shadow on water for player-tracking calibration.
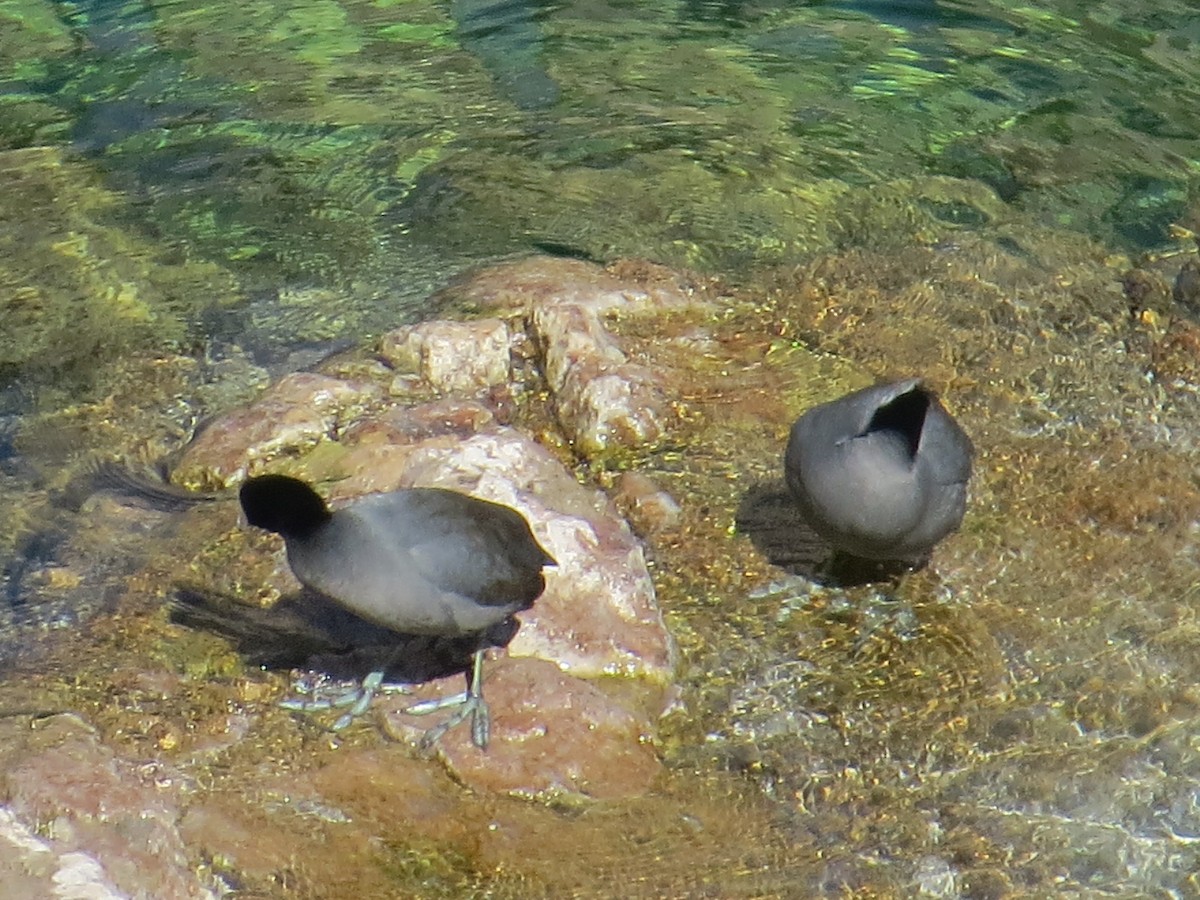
[38,0,229,157]
[0,457,206,671]
[735,479,921,587]
[170,587,500,687]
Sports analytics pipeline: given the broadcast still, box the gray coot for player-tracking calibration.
[239,474,555,749]
[784,379,973,563]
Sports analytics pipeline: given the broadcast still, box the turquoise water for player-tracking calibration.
[2,0,1197,366]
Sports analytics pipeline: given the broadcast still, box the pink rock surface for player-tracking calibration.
[178,751,459,887]
[378,318,512,394]
[338,397,499,452]
[383,657,661,799]
[174,373,383,488]
[281,419,675,683]
[0,805,125,899]
[0,715,214,900]
[429,255,701,455]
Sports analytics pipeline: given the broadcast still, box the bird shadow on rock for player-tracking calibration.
[170,587,510,685]
[734,480,920,588]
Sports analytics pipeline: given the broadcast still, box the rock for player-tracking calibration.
[304,748,458,828]
[0,714,214,900]
[1174,259,1200,314]
[177,749,462,889]
[174,373,383,489]
[431,255,704,457]
[0,147,237,390]
[314,419,675,683]
[384,657,662,799]
[378,318,512,394]
[0,805,119,899]
[434,254,699,316]
[1150,316,1200,390]
[612,471,683,535]
[163,256,690,798]
[533,302,676,456]
[1121,266,1172,320]
[341,397,499,446]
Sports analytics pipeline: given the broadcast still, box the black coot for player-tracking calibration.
[239,474,555,749]
[784,379,973,563]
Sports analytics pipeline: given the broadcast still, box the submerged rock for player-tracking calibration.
[384,657,662,799]
[434,255,701,317]
[612,471,683,535]
[1175,258,1200,313]
[173,372,384,489]
[0,147,238,389]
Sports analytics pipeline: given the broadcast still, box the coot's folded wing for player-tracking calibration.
[374,488,554,610]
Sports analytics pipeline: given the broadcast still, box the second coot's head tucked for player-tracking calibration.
[784,378,974,563]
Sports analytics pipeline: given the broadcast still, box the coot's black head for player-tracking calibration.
[239,474,332,539]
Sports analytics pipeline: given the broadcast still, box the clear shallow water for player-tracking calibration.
[1,0,1200,895]
[3,0,1197,351]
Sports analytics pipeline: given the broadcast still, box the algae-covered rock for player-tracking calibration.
[172,372,385,489]
[0,0,74,83]
[154,0,463,122]
[433,254,708,457]
[0,147,240,388]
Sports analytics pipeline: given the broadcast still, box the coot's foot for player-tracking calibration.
[405,649,491,750]
[280,669,410,731]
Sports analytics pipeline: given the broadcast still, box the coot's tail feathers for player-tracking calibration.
[75,460,224,512]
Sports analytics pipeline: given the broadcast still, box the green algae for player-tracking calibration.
[268,0,362,65]
[0,0,76,148]
[374,20,454,48]
[0,147,242,390]
[8,0,1195,301]
[8,0,1190,328]
[151,0,472,122]
[0,0,74,82]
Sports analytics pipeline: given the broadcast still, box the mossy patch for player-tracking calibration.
[0,147,241,390]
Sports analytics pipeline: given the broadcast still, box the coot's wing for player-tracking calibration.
[377,489,553,611]
[921,401,974,487]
